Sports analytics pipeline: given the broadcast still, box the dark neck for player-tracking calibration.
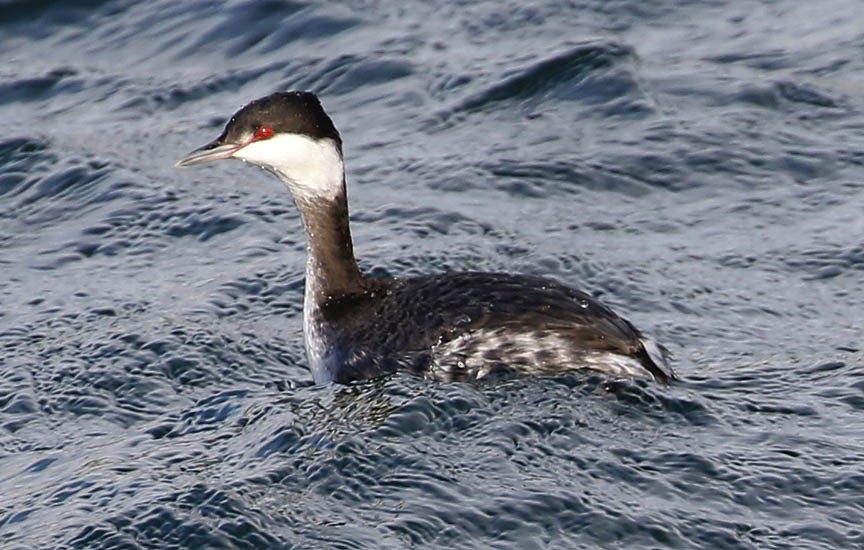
[295,187,365,301]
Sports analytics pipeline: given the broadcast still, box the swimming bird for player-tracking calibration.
[177,91,674,385]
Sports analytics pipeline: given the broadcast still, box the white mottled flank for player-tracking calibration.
[429,327,661,381]
[234,134,344,202]
[580,352,658,379]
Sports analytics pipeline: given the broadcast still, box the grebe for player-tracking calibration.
[177,91,674,385]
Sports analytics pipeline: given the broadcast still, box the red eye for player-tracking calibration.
[253,125,274,141]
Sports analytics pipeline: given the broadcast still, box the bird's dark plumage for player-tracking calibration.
[177,90,675,386]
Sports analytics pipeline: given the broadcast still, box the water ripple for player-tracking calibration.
[2,0,864,548]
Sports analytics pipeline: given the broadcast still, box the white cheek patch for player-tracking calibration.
[234,134,344,201]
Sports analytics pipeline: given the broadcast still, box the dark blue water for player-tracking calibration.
[2,1,863,548]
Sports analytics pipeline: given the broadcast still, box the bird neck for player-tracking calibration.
[294,183,365,303]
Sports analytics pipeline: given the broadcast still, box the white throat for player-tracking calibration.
[234,133,344,202]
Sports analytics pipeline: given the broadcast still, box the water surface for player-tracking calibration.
[1,1,863,548]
